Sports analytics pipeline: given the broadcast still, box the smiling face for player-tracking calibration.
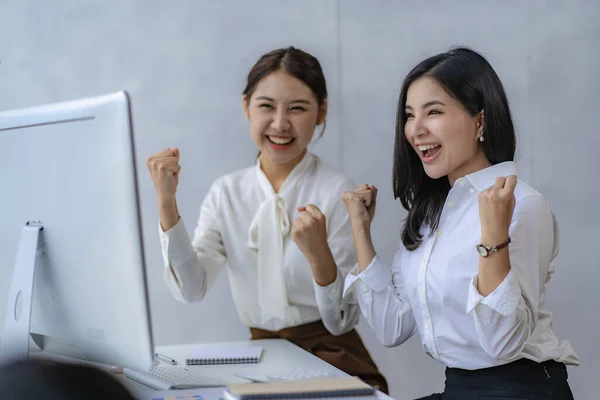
[404,76,489,185]
[243,69,326,168]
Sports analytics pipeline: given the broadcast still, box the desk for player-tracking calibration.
[122,338,394,400]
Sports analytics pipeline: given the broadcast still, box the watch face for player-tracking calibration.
[477,245,488,257]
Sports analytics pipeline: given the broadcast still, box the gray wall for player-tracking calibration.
[1,1,598,398]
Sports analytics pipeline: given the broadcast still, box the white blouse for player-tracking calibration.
[344,161,580,370]
[159,152,360,333]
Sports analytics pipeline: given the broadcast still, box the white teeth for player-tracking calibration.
[269,136,293,145]
[418,144,441,151]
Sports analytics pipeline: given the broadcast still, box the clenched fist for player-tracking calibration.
[342,184,378,226]
[291,204,329,263]
[292,204,337,286]
[146,148,181,199]
[478,175,517,245]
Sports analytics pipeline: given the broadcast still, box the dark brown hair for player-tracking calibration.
[243,47,328,141]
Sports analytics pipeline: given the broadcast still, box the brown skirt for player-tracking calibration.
[250,320,389,394]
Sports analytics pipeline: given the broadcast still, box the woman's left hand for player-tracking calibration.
[292,204,330,264]
[478,175,517,245]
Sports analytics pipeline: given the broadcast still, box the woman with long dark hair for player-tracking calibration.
[342,47,578,399]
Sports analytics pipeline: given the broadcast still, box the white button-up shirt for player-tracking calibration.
[344,162,580,370]
[159,152,359,333]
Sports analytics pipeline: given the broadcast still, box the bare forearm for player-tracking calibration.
[309,248,338,287]
[158,196,180,232]
[352,223,376,272]
[477,233,511,296]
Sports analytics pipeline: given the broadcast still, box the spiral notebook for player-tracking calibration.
[185,346,263,366]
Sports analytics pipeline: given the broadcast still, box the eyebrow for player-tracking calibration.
[405,100,446,110]
[255,96,312,104]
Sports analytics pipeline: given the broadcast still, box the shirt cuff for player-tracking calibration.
[158,218,196,267]
[466,269,521,316]
[343,264,360,298]
[343,254,391,297]
[313,268,345,309]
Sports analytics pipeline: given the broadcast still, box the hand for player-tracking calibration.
[342,184,378,226]
[146,148,181,199]
[291,204,330,262]
[292,204,336,286]
[478,175,517,245]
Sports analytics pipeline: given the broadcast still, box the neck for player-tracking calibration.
[260,150,307,193]
[448,149,491,187]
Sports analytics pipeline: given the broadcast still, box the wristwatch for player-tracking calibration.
[476,237,511,257]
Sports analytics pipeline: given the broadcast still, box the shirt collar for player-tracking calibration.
[255,151,315,196]
[464,161,517,192]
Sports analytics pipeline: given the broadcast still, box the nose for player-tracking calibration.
[406,116,427,140]
[271,109,291,133]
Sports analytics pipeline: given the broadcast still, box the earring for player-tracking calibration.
[479,135,485,142]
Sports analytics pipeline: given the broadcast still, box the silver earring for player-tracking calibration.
[479,135,485,142]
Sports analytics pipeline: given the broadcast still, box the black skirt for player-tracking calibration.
[416,358,573,400]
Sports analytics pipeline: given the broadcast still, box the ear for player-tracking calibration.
[476,110,485,137]
[316,98,328,125]
[242,95,250,120]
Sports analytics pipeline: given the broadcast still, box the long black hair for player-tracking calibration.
[393,47,516,250]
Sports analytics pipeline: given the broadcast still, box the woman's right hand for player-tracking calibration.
[342,184,378,227]
[146,148,181,200]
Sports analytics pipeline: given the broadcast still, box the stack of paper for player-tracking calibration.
[222,376,375,400]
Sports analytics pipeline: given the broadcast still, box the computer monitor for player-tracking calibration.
[0,92,155,372]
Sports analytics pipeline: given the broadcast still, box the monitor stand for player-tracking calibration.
[0,222,44,363]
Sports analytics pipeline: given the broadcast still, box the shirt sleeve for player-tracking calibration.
[312,179,361,335]
[466,194,558,360]
[343,250,418,347]
[159,180,227,303]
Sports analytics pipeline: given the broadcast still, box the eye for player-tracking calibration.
[428,110,442,116]
[405,112,414,119]
[259,103,273,109]
[290,106,306,112]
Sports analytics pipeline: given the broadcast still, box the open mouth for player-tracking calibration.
[418,144,442,162]
[267,136,295,146]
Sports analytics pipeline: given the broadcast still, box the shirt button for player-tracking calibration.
[425,322,431,329]
[447,201,454,207]
[436,230,442,238]
[419,289,425,298]
[470,188,475,194]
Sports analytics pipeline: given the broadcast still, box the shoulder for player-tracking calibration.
[310,155,356,193]
[512,178,555,224]
[514,179,551,210]
[201,165,255,206]
[212,165,255,192]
